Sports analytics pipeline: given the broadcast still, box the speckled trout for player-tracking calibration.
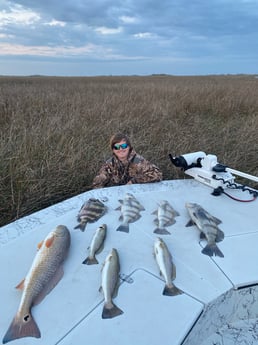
[2,225,71,344]
[82,224,107,265]
[185,202,224,257]
[100,248,123,319]
[154,237,183,296]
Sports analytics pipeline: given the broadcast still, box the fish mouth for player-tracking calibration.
[55,225,69,236]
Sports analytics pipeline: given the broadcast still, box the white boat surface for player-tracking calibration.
[1,176,258,345]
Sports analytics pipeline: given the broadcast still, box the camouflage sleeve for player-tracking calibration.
[91,163,112,189]
[129,156,163,184]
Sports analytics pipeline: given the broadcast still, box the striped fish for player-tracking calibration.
[185,202,224,257]
[74,198,107,231]
[115,193,145,233]
[152,200,179,235]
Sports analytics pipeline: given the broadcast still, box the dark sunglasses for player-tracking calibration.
[113,143,129,150]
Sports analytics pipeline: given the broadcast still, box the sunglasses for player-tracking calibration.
[113,143,129,150]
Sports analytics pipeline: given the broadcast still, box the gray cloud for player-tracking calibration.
[0,0,258,75]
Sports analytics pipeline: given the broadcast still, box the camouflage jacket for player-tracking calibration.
[92,149,163,189]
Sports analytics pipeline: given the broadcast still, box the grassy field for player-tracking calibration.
[0,74,257,227]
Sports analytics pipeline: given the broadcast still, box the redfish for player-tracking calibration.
[2,225,71,344]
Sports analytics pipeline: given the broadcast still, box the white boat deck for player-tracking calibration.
[1,179,258,345]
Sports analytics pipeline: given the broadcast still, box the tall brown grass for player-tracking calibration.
[1,75,257,227]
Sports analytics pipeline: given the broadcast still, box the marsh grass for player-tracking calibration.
[1,75,258,227]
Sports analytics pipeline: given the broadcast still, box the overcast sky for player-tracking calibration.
[0,0,258,76]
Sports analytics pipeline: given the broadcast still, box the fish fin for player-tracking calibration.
[112,279,121,299]
[164,219,176,226]
[116,224,129,233]
[163,284,183,296]
[95,242,105,254]
[74,222,87,231]
[115,205,122,211]
[211,215,222,225]
[171,263,176,280]
[118,215,123,222]
[185,220,195,227]
[216,229,225,242]
[37,240,44,250]
[166,206,180,217]
[15,278,25,290]
[102,302,123,319]
[154,228,171,235]
[45,235,55,248]
[128,213,141,223]
[201,244,224,258]
[152,210,158,215]
[33,266,64,305]
[200,232,206,239]
[82,256,98,265]
[2,312,41,344]
[153,218,159,225]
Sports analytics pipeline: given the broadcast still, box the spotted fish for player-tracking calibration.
[82,224,107,265]
[2,225,71,344]
[154,237,183,296]
[100,248,123,319]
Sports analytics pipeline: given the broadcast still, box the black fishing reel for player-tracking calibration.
[169,151,206,171]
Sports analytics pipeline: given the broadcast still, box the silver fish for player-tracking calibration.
[154,237,183,296]
[100,248,123,319]
[116,193,145,233]
[74,198,107,231]
[185,202,224,257]
[82,224,107,265]
[152,200,179,235]
[3,225,71,344]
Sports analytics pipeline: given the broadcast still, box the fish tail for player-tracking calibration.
[3,312,41,344]
[74,222,87,231]
[163,284,183,296]
[116,224,129,233]
[154,228,171,235]
[202,244,224,258]
[82,256,99,265]
[102,302,124,319]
